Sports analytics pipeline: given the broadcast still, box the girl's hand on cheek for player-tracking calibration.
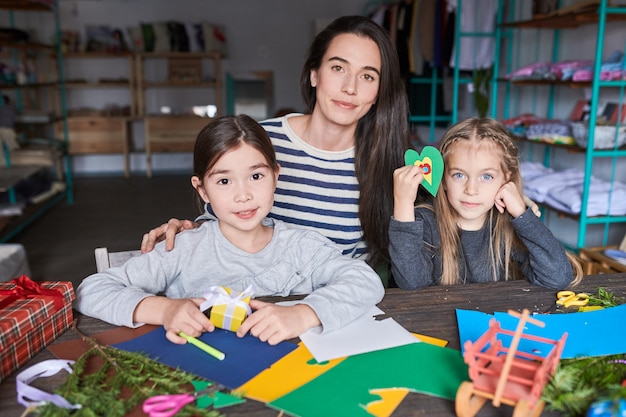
[236,300,321,345]
[494,182,526,218]
[162,298,214,344]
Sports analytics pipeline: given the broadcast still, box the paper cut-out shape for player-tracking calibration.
[414,333,448,347]
[113,326,297,389]
[270,342,469,417]
[236,333,447,406]
[404,147,444,196]
[456,304,626,359]
[234,342,345,403]
[191,380,245,409]
[365,388,410,417]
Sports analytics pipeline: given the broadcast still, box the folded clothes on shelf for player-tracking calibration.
[521,162,626,216]
[506,51,625,82]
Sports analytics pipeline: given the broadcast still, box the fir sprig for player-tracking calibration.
[33,323,223,417]
[543,355,626,417]
[542,287,626,416]
[586,287,626,307]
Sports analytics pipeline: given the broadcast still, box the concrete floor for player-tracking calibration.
[9,174,199,288]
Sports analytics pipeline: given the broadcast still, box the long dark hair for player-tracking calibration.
[300,15,410,267]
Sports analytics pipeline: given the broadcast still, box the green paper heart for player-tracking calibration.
[404,147,444,196]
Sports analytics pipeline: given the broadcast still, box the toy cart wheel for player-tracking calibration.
[455,381,487,417]
[512,398,545,417]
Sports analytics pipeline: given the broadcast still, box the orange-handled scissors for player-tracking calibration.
[556,291,589,308]
[142,385,220,417]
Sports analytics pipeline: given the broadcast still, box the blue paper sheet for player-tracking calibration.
[456,304,626,359]
[113,327,297,388]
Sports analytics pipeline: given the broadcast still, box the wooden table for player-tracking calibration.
[2,273,625,417]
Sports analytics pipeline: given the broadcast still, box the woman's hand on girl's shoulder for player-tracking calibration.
[141,218,199,253]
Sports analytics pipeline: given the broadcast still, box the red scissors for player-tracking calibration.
[142,385,221,417]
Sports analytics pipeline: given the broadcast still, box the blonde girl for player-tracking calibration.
[390,117,583,290]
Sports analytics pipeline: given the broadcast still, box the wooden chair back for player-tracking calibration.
[94,247,141,272]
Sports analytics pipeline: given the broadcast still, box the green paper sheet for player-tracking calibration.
[270,342,469,417]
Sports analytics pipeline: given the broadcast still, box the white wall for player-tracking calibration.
[34,0,367,174]
[56,0,368,113]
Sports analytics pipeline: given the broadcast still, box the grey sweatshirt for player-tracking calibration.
[389,207,573,290]
[76,219,384,333]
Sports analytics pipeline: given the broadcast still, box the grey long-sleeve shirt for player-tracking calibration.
[389,207,573,290]
[75,219,384,333]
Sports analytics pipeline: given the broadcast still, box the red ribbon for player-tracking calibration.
[0,275,65,312]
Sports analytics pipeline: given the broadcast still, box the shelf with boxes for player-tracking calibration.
[136,51,223,177]
[55,51,135,177]
[0,0,72,243]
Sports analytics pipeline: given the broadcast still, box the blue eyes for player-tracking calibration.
[450,173,494,183]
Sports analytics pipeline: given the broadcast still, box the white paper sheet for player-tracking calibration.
[297,306,419,362]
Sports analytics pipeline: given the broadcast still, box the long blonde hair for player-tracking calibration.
[431,118,582,286]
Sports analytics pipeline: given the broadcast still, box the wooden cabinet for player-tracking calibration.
[60,117,128,153]
[61,52,134,177]
[136,52,222,177]
[579,246,626,274]
[57,50,222,177]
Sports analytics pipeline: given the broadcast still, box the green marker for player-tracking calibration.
[179,331,226,361]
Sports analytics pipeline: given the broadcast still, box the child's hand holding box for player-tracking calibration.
[200,285,254,332]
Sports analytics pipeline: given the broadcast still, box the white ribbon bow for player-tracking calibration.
[200,285,254,330]
[16,359,82,409]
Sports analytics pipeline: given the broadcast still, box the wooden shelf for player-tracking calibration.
[579,246,626,274]
[137,51,222,59]
[63,51,133,58]
[64,81,131,89]
[0,41,55,51]
[136,52,223,177]
[0,0,54,11]
[500,4,626,29]
[141,81,218,88]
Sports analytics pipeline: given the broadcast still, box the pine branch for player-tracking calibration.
[541,288,625,416]
[543,354,626,416]
[35,320,223,417]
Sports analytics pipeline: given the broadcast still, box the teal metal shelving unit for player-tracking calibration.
[408,0,501,143]
[495,0,626,250]
[0,0,72,242]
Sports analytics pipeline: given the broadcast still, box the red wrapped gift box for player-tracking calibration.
[0,276,74,382]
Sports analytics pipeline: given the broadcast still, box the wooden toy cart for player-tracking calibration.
[455,309,567,417]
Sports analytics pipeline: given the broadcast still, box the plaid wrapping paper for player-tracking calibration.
[0,278,74,382]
